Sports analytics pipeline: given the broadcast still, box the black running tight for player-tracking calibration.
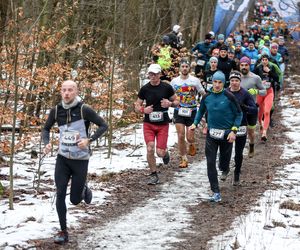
[234,135,247,175]
[54,154,89,230]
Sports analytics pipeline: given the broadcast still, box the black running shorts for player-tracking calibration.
[173,109,197,127]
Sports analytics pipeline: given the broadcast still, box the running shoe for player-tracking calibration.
[248,144,254,158]
[188,144,196,156]
[210,192,221,202]
[232,173,240,186]
[220,169,230,181]
[261,135,267,142]
[162,151,170,165]
[54,230,69,244]
[179,159,188,168]
[147,172,159,185]
[82,184,93,204]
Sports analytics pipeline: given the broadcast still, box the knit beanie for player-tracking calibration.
[240,56,251,65]
[212,71,225,84]
[229,71,241,81]
[217,34,225,40]
[209,57,218,63]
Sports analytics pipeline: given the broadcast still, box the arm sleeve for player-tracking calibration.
[270,66,279,83]
[41,108,56,145]
[195,78,205,94]
[191,43,199,53]
[244,92,258,115]
[83,105,108,141]
[228,94,243,127]
[255,75,267,96]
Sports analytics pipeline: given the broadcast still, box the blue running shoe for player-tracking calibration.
[210,192,221,202]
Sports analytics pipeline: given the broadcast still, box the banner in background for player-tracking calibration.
[213,0,253,37]
[272,0,300,41]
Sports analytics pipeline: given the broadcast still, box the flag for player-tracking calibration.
[213,0,253,37]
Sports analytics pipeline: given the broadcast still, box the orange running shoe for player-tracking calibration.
[179,159,188,168]
[188,144,196,156]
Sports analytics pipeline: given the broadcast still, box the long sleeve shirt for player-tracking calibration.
[193,89,242,130]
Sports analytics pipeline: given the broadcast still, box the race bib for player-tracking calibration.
[62,131,80,146]
[149,111,164,122]
[236,126,247,137]
[197,59,206,66]
[251,59,257,65]
[209,128,225,140]
[178,107,192,117]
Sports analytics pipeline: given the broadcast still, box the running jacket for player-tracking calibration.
[193,89,242,130]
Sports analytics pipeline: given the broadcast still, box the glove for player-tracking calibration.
[248,88,259,95]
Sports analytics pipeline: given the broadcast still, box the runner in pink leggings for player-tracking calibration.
[254,54,280,141]
[256,87,274,141]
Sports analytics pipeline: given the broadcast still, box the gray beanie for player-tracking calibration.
[209,56,218,63]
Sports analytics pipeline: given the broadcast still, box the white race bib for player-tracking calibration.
[236,126,247,137]
[149,111,164,122]
[62,131,80,146]
[197,59,206,66]
[251,59,257,65]
[178,107,192,117]
[209,128,225,140]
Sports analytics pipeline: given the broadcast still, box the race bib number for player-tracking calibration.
[236,126,247,137]
[209,128,225,140]
[251,59,257,65]
[178,107,192,117]
[62,131,80,146]
[149,111,164,122]
[197,59,206,66]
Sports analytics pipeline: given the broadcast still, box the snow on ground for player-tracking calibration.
[1,82,300,249]
[0,120,178,249]
[77,160,209,250]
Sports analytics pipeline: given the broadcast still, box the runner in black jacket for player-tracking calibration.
[42,80,108,244]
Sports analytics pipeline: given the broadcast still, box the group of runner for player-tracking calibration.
[138,11,289,203]
[40,4,290,245]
